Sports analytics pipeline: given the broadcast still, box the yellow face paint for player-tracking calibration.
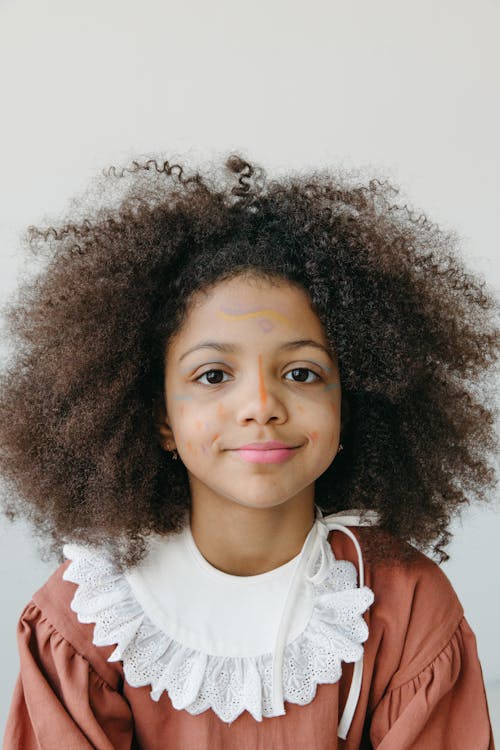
[218,306,292,332]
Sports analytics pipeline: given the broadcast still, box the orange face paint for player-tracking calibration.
[216,402,225,417]
[257,354,267,407]
[195,419,202,430]
[310,430,319,443]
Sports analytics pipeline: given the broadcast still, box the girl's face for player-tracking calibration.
[157,274,342,512]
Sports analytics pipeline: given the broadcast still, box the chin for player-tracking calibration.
[224,495,297,511]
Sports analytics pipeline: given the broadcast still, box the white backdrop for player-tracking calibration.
[1,0,499,737]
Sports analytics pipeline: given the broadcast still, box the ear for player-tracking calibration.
[153,399,176,451]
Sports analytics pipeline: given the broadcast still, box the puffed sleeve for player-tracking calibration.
[3,601,135,750]
[368,617,495,749]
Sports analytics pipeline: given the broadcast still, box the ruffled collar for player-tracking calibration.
[62,507,377,738]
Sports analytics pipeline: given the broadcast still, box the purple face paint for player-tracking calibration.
[218,304,292,332]
[259,318,274,332]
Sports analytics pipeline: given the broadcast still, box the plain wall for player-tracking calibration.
[1,0,499,737]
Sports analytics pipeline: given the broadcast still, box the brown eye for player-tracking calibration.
[196,369,229,385]
[285,368,321,383]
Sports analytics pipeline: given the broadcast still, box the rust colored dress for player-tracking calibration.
[3,519,495,750]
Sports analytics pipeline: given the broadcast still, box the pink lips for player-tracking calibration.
[235,441,301,464]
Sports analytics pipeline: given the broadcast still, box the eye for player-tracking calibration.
[284,367,322,384]
[196,369,231,386]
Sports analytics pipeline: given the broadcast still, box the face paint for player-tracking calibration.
[309,430,319,442]
[301,361,333,374]
[218,304,293,332]
[257,354,267,407]
[324,382,339,391]
[259,318,274,332]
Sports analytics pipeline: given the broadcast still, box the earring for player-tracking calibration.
[166,443,178,460]
[337,443,344,454]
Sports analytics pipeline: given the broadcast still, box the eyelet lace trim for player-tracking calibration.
[63,539,374,723]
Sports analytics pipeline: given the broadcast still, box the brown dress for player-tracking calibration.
[3,529,495,749]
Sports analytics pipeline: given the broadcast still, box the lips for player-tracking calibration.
[237,441,298,450]
[232,441,302,464]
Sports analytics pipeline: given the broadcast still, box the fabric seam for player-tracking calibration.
[382,613,466,695]
[26,598,122,694]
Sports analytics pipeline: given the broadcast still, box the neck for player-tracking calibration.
[189,491,316,577]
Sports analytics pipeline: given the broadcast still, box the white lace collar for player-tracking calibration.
[62,507,377,739]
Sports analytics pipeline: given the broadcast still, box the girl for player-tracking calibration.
[0,154,497,749]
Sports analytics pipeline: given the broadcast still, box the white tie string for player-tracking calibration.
[270,506,378,736]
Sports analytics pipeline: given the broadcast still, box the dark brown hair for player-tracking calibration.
[0,153,498,567]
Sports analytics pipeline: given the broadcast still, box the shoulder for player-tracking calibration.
[28,555,124,690]
[330,526,464,690]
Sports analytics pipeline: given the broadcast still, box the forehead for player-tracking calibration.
[177,275,327,341]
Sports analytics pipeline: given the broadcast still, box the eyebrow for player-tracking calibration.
[179,339,334,363]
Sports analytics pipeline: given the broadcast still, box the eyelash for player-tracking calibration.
[194,367,323,387]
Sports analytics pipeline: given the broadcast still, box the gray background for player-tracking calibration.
[1,0,499,739]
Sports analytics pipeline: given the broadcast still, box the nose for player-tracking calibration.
[235,355,288,425]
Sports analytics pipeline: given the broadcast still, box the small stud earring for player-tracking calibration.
[337,443,344,454]
[171,448,178,460]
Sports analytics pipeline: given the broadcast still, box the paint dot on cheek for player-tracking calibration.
[195,420,202,430]
[310,430,319,443]
[216,403,225,417]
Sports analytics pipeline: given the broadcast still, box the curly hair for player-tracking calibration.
[0,153,498,568]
